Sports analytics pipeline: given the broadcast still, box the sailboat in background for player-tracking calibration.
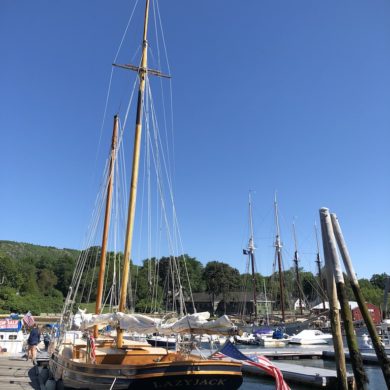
[273,193,286,322]
[49,1,242,388]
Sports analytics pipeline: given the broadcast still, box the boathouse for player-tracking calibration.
[311,301,381,325]
[351,302,382,325]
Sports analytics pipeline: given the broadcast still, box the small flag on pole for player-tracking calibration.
[23,311,35,327]
[212,340,290,390]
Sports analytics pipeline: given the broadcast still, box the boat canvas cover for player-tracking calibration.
[75,311,236,335]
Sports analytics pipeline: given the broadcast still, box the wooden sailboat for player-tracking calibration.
[49,1,243,388]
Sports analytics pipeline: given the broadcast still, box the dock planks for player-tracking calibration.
[0,357,40,390]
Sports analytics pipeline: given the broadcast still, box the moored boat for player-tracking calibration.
[0,316,24,356]
[49,1,243,388]
[51,343,242,390]
[289,329,333,345]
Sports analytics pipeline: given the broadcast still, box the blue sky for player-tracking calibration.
[0,1,389,279]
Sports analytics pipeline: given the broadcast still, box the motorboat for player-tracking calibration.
[234,332,259,345]
[289,329,333,345]
[258,328,290,347]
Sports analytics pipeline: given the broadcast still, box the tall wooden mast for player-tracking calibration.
[315,223,326,310]
[274,193,285,322]
[292,222,303,315]
[247,192,258,321]
[94,115,119,338]
[117,0,151,348]
[112,0,170,348]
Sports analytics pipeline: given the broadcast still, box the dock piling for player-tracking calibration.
[321,208,368,389]
[319,208,348,390]
[331,213,390,389]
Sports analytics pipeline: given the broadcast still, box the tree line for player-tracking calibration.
[0,241,387,315]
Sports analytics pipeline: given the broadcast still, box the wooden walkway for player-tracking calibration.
[0,357,40,390]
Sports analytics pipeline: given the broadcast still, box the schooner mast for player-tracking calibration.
[292,222,303,315]
[113,0,170,348]
[274,193,285,322]
[244,192,258,321]
[315,223,326,310]
[94,115,119,338]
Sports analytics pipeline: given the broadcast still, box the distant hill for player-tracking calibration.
[0,240,79,261]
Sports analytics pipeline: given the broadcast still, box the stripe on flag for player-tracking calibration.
[211,340,290,390]
[23,311,35,327]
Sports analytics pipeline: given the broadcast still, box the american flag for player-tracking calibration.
[23,311,35,327]
[212,340,290,390]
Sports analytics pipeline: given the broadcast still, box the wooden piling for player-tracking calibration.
[319,208,348,390]
[331,213,390,389]
[321,209,368,389]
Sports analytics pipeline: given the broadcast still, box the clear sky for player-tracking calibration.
[1,1,389,279]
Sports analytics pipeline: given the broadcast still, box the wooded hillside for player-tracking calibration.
[0,240,387,316]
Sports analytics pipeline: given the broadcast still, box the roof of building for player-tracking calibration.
[311,301,359,310]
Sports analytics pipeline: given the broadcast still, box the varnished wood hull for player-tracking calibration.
[50,352,243,389]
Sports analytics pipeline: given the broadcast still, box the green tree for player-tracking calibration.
[370,273,389,290]
[203,261,240,315]
[0,255,24,290]
[54,254,76,296]
[38,269,58,295]
[358,278,383,307]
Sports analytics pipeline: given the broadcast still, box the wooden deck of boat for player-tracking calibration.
[0,357,41,390]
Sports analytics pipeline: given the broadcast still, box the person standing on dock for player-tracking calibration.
[26,323,40,365]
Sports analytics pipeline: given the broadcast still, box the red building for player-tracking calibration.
[351,303,382,325]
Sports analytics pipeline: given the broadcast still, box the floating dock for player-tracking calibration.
[242,360,354,388]
[323,349,390,365]
[0,356,41,390]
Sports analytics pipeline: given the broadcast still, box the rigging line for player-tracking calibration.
[120,58,142,141]
[147,82,182,259]
[91,0,139,188]
[152,0,174,187]
[118,128,129,238]
[87,157,119,304]
[148,82,189,297]
[86,248,100,303]
[134,108,148,267]
[146,89,153,283]
[71,174,107,297]
[113,0,140,64]
[147,107,185,302]
[76,164,111,302]
[113,159,121,305]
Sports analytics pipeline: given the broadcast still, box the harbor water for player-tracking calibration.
[201,342,387,389]
[241,359,386,389]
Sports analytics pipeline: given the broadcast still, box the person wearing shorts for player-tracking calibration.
[27,324,40,365]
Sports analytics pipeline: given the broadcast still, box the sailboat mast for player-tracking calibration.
[248,193,258,321]
[117,0,150,348]
[292,222,303,315]
[315,223,326,310]
[94,115,119,338]
[274,194,285,322]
